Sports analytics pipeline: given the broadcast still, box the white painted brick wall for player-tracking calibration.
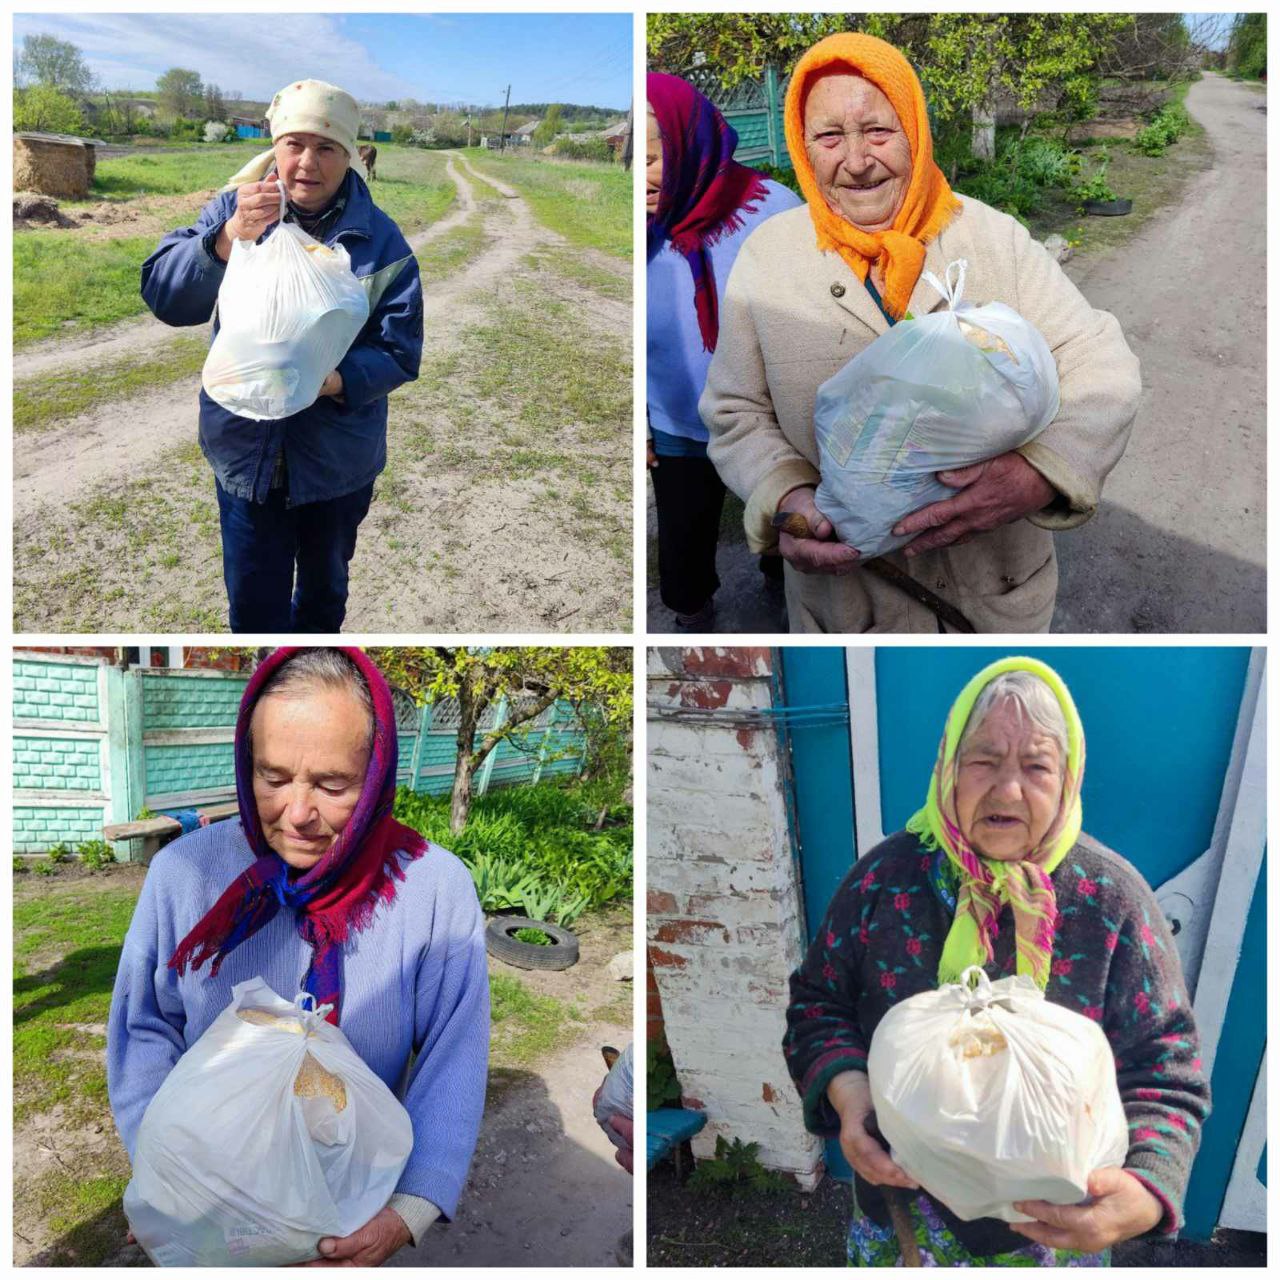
[647,650,824,1187]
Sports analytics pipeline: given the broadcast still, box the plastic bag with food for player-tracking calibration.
[593,1042,634,1151]
[202,188,369,421]
[123,977,413,1267]
[866,965,1128,1223]
[813,259,1060,559]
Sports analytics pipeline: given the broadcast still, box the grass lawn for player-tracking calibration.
[14,334,210,432]
[14,144,455,348]
[463,147,631,258]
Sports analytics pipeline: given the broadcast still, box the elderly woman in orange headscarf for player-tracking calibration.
[700,34,1142,634]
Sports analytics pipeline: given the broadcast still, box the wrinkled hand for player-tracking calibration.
[1012,1167,1163,1252]
[304,1207,411,1267]
[646,440,658,468]
[827,1070,918,1190]
[319,370,344,399]
[776,486,861,575]
[892,452,1054,557]
[608,1114,634,1173]
[226,179,284,243]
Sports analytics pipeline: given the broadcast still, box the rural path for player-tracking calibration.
[1053,72,1266,632]
[649,73,1266,634]
[391,1021,633,1267]
[14,150,631,630]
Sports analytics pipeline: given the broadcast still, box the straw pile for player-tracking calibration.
[13,133,94,199]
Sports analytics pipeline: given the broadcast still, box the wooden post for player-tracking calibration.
[407,699,434,794]
[531,702,559,784]
[476,696,509,796]
[499,84,511,153]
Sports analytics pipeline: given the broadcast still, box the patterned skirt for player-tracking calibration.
[847,1193,1109,1267]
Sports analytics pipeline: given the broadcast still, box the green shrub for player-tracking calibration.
[46,842,73,864]
[553,137,613,164]
[688,1136,789,1193]
[513,926,553,946]
[1133,104,1190,156]
[77,839,117,871]
[14,85,85,135]
[955,135,1081,222]
[14,856,28,874]
[647,1035,683,1111]
[34,859,58,877]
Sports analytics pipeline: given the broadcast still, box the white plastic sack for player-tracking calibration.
[202,188,370,421]
[593,1043,633,1150]
[124,977,413,1267]
[867,966,1127,1223]
[813,259,1060,559]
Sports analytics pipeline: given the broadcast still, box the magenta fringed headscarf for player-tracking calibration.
[168,648,427,1024]
[647,71,770,351]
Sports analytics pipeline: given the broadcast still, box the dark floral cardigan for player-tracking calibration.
[783,830,1210,1245]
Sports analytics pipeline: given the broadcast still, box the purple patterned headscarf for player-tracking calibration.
[168,647,427,1024]
[647,72,770,351]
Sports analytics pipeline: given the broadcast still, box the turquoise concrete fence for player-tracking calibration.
[13,655,590,858]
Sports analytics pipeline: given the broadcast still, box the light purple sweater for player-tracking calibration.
[106,819,489,1221]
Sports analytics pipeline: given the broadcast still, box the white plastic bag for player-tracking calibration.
[202,189,370,421]
[593,1043,633,1150]
[124,977,413,1267]
[866,966,1127,1223]
[813,259,1060,559]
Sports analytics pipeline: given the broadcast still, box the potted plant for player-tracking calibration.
[1074,149,1131,216]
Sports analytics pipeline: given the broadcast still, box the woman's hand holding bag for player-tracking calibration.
[826,1070,919,1190]
[1011,1167,1163,1251]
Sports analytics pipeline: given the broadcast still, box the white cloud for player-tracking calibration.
[13,13,421,102]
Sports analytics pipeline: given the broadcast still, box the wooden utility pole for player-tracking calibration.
[498,83,511,152]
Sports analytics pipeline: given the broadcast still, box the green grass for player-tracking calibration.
[523,244,631,302]
[13,875,142,1124]
[13,233,158,347]
[463,147,631,258]
[416,211,490,285]
[489,972,581,1069]
[14,334,209,433]
[14,144,456,348]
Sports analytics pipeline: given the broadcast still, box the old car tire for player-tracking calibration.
[485,916,579,971]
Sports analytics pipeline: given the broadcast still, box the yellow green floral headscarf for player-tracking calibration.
[905,657,1085,990]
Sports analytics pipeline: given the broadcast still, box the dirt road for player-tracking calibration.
[648,73,1265,634]
[1053,72,1266,632]
[14,153,631,632]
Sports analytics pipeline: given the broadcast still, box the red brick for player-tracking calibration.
[680,680,731,710]
[682,646,772,678]
[648,945,687,970]
[652,919,729,945]
[762,1083,777,1103]
[682,1094,705,1110]
[647,889,678,914]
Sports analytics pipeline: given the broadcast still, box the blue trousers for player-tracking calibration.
[215,480,374,633]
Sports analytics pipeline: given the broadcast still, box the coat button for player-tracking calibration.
[936,580,947,590]
[830,282,846,298]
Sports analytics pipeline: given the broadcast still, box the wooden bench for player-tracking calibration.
[104,802,239,863]
[646,1106,707,1176]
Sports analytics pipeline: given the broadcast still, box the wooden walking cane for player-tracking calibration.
[771,512,978,634]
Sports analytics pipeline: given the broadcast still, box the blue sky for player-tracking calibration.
[12,12,633,108]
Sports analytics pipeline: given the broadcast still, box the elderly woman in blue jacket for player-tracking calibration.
[141,79,422,633]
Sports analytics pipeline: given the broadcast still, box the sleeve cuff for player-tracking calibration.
[197,224,230,274]
[744,458,823,553]
[1122,1162,1183,1235]
[800,1052,868,1137]
[1018,439,1096,531]
[388,1192,442,1246]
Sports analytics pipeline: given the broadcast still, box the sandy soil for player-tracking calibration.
[647,73,1266,634]
[13,151,632,632]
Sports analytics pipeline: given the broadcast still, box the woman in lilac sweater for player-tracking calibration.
[107,648,489,1265]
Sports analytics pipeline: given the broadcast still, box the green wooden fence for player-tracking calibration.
[13,654,589,858]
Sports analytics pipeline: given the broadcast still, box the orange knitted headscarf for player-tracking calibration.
[784,33,962,319]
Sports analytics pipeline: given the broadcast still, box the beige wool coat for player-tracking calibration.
[700,196,1142,633]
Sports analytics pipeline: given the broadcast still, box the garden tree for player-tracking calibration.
[1227,13,1266,80]
[203,82,227,121]
[157,67,203,120]
[13,84,85,134]
[376,648,632,834]
[1097,14,1192,81]
[532,103,563,146]
[16,34,95,95]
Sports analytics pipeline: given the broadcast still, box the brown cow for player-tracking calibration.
[358,144,377,182]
